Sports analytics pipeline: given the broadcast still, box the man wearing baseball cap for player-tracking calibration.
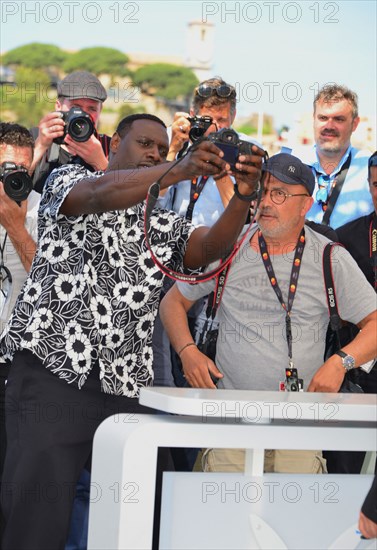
[160,152,377,474]
[30,71,110,193]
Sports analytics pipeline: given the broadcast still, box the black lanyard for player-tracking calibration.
[370,213,377,290]
[0,232,12,302]
[0,232,7,269]
[185,176,209,221]
[315,152,352,226]
[259,228,306,363]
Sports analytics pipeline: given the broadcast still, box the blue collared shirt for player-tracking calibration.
[293,145,373,229]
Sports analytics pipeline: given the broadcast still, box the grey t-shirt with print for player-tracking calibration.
[177,226,376,391]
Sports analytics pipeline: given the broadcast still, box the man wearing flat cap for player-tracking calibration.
[160,152,377,474]
[30,70,110,193]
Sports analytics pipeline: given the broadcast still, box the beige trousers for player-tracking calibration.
[201,448,327,474]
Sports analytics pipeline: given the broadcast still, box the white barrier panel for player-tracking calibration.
[88,389,377,550]
[160,473,375,549]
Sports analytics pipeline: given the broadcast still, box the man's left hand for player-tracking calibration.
[307,355,345,392]
[64,135,108,171]
[233,145,265,197]
[359,511,377,539]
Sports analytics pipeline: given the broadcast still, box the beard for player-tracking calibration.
[317,129,351,156]
[257,208,303,244]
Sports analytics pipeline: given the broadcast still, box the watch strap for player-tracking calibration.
[336,350,355,371]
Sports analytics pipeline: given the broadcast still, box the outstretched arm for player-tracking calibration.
[184,148,264,268]
[160,284,223,389]
[60,141,229,216]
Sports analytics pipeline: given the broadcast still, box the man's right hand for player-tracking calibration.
[181,346,223,389]
[173,140,229,183]
[167,111,191,160]
[36,111,65,149]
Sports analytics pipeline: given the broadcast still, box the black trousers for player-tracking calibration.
[1,350,160,550]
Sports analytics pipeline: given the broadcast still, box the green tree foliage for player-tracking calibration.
[63,47,130,77]
[1,67,53,127]
[116,103,146,121]
[235,121,274,136]
[2,43,68,69]
[235,123,258,135]
[133,64,198,100]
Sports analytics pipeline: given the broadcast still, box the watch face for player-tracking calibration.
[344,356,355,369]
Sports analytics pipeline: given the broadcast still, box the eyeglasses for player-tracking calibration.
[196,84,236,99]
[261,188,310,205]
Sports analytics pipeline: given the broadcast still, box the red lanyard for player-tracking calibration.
[259,228,306,363]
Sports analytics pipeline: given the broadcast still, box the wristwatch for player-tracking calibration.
[336,350,356,372]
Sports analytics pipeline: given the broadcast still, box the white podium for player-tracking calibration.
[87,388,377,550]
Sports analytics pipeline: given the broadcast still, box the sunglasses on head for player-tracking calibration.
[315,174,330,204]
[196,84,235,99]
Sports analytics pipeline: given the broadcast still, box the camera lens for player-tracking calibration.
[68,117,94,142]
[189,126,206,142]
[3,171,33,202]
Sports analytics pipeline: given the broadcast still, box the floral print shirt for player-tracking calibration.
[0,165,196,397]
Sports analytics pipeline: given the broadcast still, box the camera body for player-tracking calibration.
[0,162,33,203]
[53,107,95,145]
[284,367,304,392]
[187,115,213,142]
[206,128,255,171]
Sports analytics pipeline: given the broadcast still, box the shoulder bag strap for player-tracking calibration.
[321,152,352,225]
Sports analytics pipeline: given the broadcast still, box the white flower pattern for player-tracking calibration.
[0,164,197,396]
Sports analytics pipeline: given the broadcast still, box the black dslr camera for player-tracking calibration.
[206,128,259,171]
[187,115,213,142]
[53,107,95,145]
[284,367,303,392]
[0,162,33,203]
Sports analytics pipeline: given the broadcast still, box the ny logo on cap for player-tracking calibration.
[288,166,296,173]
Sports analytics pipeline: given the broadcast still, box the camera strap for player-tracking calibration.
[144,181,255,283]
[0,233,13,305]
[196,261,232,351]
[323,242,343,348]
[0,233,7,269]
[316,152,351,226]
[259,228,306,362]
[185,176,209,221]
[143,140,264,284]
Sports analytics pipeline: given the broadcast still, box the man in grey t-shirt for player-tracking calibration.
[160,153,377,473]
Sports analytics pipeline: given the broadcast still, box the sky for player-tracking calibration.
[1,0,376,130]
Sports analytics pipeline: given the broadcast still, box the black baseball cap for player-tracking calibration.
[262,153,315,196]
[57,71,107,103]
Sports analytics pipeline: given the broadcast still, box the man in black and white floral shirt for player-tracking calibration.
[0,113,264,549]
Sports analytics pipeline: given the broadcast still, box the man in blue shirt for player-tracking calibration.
[295,84,372,229]
[160,76,258,225]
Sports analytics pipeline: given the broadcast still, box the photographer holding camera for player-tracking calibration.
[161,76,256,225]
[0,122,38,539]
[154,78,257,390]
[0,123,38,329]
[30,71,110,194]
[160,153,377,474]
